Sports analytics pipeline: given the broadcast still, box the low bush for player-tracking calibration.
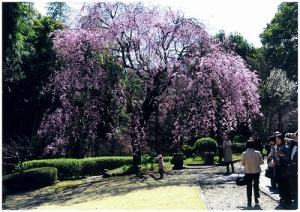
[231,143,246,153]
[141,154,156,170]
[163,156,173,162]
[80,157,132,177]
[233,135,245,143]
[182,144,194,158]
[19,159,82,180]
[193,137,218,156]
[19,157,132,180]
[3,167,58,194]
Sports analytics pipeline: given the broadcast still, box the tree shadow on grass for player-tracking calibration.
[4,170,197,209]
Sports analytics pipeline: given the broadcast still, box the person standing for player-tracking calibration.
[290,131,298,208]
[241,139,264,208]
[285,132,298,208]
[275,132,292,208]
[223,135,234,174]
[267,135,277,189]
[156,154,164,179]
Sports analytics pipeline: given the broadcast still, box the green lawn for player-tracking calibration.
[4,167,206,210]
[184,153,242,165]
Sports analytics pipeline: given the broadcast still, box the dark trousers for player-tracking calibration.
[158,169,164,179]
[270,167,277,188]
[271,177,277,188]
[245,173,260,204]
[226,161,234,173]
[277,166,292,203]
[290,164,298,203]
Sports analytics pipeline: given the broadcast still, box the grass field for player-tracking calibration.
[4,169,207,210]
[184,153,242,165]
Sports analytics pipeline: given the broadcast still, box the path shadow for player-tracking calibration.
[237,205,262,210]
[267,186,279,194]
[148,173,162,181]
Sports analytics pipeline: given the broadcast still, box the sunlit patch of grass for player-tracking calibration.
[141,162,173,172]
[232,153,242,161]
[51,179,86,192]
[184,156,205,165]
[36,184,206,210]
[108,164,130,176]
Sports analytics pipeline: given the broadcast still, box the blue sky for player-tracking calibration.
[34,0,285,47]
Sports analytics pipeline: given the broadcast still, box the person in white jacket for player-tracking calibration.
[241,138,264,208]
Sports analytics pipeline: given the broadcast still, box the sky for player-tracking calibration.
[34,0,285,47]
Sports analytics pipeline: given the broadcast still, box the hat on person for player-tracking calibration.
[285,133,294,139]
[274,131,282,137]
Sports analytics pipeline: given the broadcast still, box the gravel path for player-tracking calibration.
[186,163,280,210]
[201,183,278,210]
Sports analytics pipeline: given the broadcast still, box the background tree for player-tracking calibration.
[215,8,298,141]
[3,2,36,88]
[259,69,297,133]
[215,31,270,80]
[260,2,298,81]
[46,2,70,23]
[38,30,125,158]
[3,2,63,173]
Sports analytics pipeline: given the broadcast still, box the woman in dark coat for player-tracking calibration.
[275,133,292,208]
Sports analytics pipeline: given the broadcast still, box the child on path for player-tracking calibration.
[156,154,164,179]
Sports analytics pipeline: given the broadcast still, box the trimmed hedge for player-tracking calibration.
[19,157,132,180]
[233,135,245,143]
[231,143,246,153]
[182,144,194,158]
[80,157,132,177]
[3,167,58,194]
[193,137,218,155]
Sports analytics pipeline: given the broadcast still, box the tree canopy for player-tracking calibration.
[260,2,298,81]
[38,3,260,163]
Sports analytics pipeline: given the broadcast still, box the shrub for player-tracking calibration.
[233,135,245,143]
[182,144,194,158]
[80,157,132,177]
[3,167,58,194]
[20,158,82,180]
[141,154,156,170]
[19,157,132,180]
[163,156,173,162]
[193,137,218,156]
[231,143,246,153]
